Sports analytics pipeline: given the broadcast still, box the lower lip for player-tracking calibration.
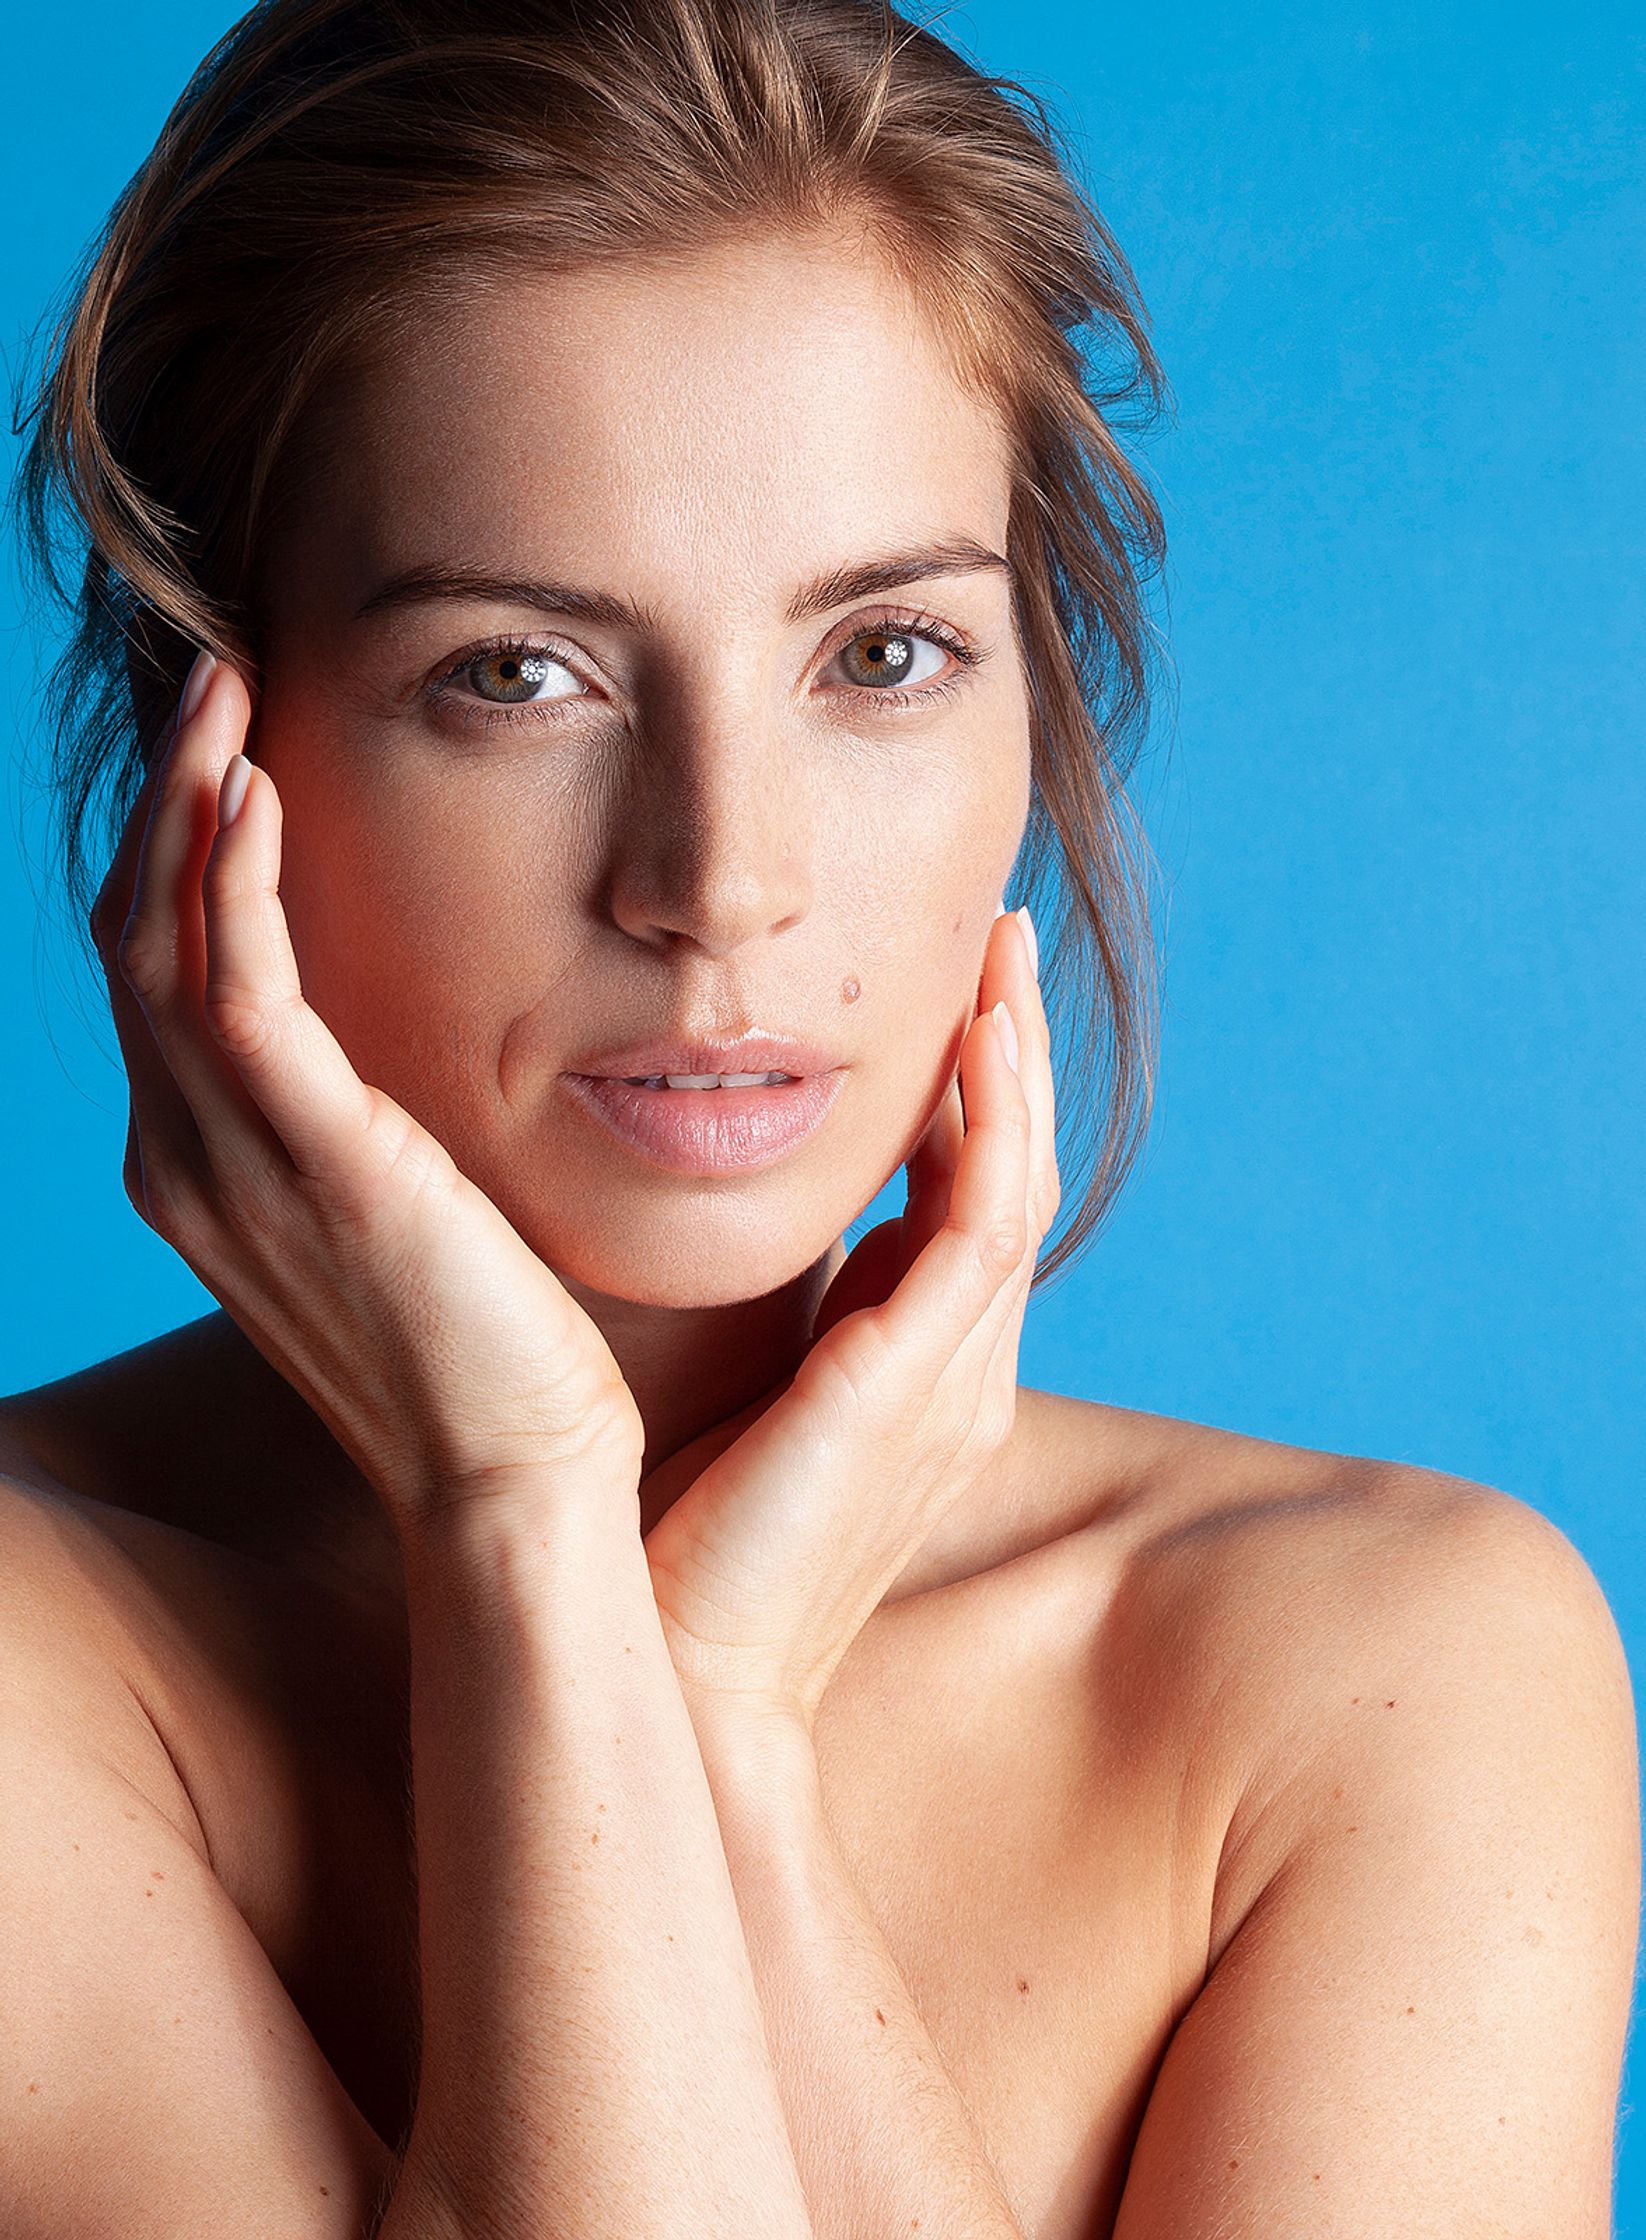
[562,1069,846,1174]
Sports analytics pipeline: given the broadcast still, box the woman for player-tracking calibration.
[2,1,1636,2234]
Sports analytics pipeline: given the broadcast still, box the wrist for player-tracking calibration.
[397,1464,646,1605]
[680,1684,823,1811]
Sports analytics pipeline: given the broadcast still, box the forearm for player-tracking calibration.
[685,1698,1024,2240]
[378,1489,815,2240]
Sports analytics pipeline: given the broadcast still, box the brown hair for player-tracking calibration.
[9,0,1173,1287]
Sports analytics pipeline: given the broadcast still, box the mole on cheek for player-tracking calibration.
[841,976,860,1004]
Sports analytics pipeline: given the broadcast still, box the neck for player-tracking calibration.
[563,1232,848,1513]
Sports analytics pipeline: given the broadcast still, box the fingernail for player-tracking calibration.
[178,647,217,727]
[1017,905,1039,979]
[219,754,252,826]
[992,999,1020,1075]
[994,895,1008,918]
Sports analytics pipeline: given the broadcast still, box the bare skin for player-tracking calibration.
[0,1319,1399,2238]
[2,225,1634,2237]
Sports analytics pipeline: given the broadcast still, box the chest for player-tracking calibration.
[154,1535,1230,2240]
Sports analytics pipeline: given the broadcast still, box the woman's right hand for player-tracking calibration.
[89,649,646,1539]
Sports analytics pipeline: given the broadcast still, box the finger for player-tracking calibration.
[92,705,217,1204]
[89,707,182,956]
[966,905,1058,1245]
[1003,907,1059,1239]
[105,923,211,1206]
[946,996,1029,1273]
[201,722,410,1189]
[899,899,1015,1264]
[114,657,290,1168]
[854,990,1032,1391]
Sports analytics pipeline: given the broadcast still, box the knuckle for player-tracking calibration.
[369,1105,456,1200]
[978,1213,1026,1275]
[200,847,258,908]
[89,890,119,954]
[203,982,278,1062]
[113,919,167,1000]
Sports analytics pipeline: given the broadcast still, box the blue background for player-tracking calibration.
[2,0,1641,2221]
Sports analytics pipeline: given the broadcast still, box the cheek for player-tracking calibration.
[273,776,567,1129]
[856,856,1011,1125]
[860,754,1023,966]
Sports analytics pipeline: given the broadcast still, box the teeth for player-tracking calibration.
[622,1072,794,1089]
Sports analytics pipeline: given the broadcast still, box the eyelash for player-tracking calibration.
[425,607,983,735]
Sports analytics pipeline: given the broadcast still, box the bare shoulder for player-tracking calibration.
[1065,1406,1641,1965]
[0,1467,402,2233]
[1047,1410,1642,2233]
[1146,1443,1636,1780]
[1056,1392,1631,1725]
[0,1461,214,1856]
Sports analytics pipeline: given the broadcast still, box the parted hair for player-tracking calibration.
[9,0,1174,1287]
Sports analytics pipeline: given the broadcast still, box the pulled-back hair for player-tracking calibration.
[9,0,1174,1286]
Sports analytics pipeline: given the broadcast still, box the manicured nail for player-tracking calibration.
[178,647,217,727]
[1016,905,1039,979]
[992,999,1019,1075]
[219,754,252,825]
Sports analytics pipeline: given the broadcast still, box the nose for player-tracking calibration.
[603,714,815,959]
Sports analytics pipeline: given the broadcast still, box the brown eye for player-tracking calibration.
[836,626,943,692]
[465,646,579,706]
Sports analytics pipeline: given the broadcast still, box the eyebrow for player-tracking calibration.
[350,536,1013,632]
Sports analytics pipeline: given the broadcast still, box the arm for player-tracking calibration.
[79,656,816,2238]
[681,1693,1026,2240]
[379,1485,817,2240]
[0,1475,402,2238]
[624,906,1053,2240]
[1109,1485,1641,2239]
[0,1470,815,2240]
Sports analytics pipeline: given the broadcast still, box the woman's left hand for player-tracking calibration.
[641,906,1057,1732]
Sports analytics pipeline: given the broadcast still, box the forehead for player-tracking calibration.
[279,230,1013,617]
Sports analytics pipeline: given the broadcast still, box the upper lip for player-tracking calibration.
[567,1030,842,1080]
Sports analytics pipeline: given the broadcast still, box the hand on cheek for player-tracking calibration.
[643,899,1058,1725]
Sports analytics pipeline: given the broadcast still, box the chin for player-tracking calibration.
[508,1188,846,1312]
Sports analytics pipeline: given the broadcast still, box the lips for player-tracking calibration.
[559,1024,847,1172]
[564,1029,840,1081]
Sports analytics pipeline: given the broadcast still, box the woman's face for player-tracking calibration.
[252,228,1032,1308]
